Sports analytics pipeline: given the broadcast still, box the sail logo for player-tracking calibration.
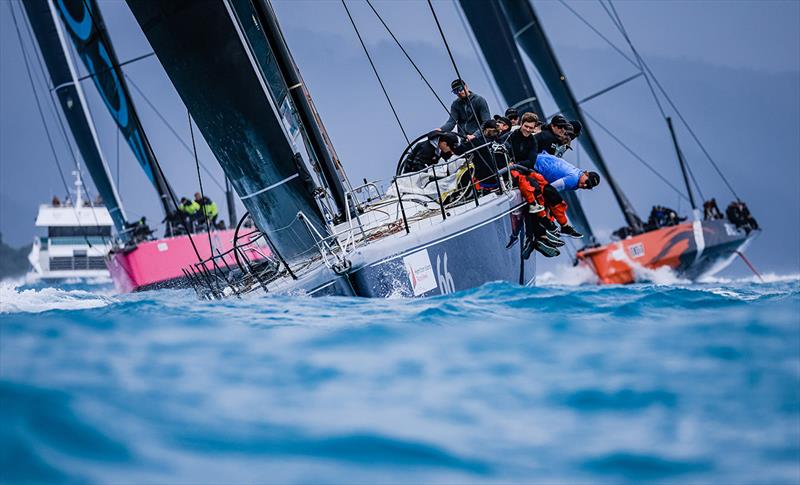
[436,252,455,295]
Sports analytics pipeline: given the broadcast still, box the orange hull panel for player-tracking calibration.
[576,220,750,284]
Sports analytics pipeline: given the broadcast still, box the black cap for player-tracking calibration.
[568,119,582,138]
[482,119,498,130]
[504,107,519,119]
[451,78,466,90]
[550,114,570,127]
[493,115,512,126]
[586,171,601,189]
[439,132,458,147]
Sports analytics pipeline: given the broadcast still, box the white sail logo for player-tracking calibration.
[436,252,455,295]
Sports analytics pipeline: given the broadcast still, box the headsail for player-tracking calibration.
[53,0,177,217]
[499,0,643,232]
[21,0,127,235]
[458,0,595,241]
[126,0,328,261]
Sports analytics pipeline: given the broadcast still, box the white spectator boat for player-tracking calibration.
[27,172,113,281]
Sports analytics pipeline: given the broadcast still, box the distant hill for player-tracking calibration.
[0,233,30,279]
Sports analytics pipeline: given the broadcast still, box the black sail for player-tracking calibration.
[21,0,127,234]
[499,0,643,231]
[458,0,595,241]
[53,0,177,217]
[126,0,327,261]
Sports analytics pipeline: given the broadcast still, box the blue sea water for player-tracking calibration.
[1,273,798,484]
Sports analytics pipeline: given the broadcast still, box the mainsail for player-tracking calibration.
[21,0,127,234]
[126,0,328,261]
[53,0,177,217]
[458,0,595,241]
[499,0,643,232]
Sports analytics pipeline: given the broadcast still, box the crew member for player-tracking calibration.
[194,192,219,228]
[505,108,520,127]
[438,79,491,141]
[504,112,540,167]
[493,115,513,138]
[402,132,458,173]
[454,119,504,191]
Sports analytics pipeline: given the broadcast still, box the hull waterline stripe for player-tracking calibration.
[240,173,300,200]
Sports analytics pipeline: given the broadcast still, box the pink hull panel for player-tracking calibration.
[107,229,268,293]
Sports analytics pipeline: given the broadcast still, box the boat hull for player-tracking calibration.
[576,219,756,284]
[345,193,536,298]
[107,229,267,293]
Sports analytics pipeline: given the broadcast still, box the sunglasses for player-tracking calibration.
[451,87,465,94]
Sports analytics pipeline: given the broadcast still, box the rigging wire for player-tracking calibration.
[9,2,70,197]
[188,110,214,253]
[364,0,450,114]
[340,0,409,144]
[427,0,495,175]
[452,0,503,109]
[10,1,106,251]
[606,0,740,200]
[75,51,155,82]
[124,74,225,191]
[582,109,689,201]
[556,0,640,69]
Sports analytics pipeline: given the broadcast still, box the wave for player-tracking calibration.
[0,280,115,314]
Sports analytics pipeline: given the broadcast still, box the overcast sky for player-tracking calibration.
[1,0,798,276]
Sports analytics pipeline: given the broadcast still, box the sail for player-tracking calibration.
[21,0,127,235]
[498,0,643,232]
[228,0,349,219]
[125,0,327,261]
[53,0,177,217]
[458,0,594,241]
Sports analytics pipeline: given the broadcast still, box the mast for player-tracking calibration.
[666,117,697,212]
[250,0,349,219]
[52,0,178,218]
[458,0,595,242]
[498,0,643,232]
[20,0,128,236]
[125,0,328,261]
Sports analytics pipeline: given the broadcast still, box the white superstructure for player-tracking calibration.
[27,172,113,280]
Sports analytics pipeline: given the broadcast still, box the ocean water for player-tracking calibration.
[1,272,798,484]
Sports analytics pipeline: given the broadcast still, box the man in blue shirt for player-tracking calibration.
[534,152,600,191]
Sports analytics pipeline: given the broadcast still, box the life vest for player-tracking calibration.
[180,201,200,215]
[202,201,218,218]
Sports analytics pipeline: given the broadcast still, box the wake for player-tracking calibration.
[0,279,115,314]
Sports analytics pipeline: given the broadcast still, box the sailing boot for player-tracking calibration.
[540,218,563,245]
[521,237,536,260]
[559,224,584,239]
[505,235,518,249]
[542,229,565,247]
[534,239,560,258]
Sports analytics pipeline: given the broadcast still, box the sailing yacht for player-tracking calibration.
[477,0,758,284]
[22,0,267,293]
[124,0,535,298]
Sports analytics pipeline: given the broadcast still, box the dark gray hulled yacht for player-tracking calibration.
[126,0,536,298]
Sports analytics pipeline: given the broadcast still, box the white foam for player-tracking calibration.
[0,281,115,314]
[698,273,800,285]
[537,264,598,286]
